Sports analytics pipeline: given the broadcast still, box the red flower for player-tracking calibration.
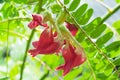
[28,28,63,57]
[56,43,86,76]
[65,22,78,36]
[28,14,48,29]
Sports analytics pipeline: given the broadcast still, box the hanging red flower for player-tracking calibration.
[65,22,78,36]
[56,43,86,76]
[28,14,48,29]
[28,28,63,57]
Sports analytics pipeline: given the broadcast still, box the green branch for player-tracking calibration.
[1,29,28,40]
[57,0,117,73]
[6,21,9,77]
[0,17,30,24]
[98,4,120,26]
[19,29,35,80]
[19,0,45,80]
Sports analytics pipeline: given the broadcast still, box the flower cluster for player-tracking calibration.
[28,14,86,76]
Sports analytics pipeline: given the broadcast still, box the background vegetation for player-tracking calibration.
[0,0,120,80]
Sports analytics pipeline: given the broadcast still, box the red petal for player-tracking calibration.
[65,22,78,36]
[32,14,43,23]
[37,28,53,49]
[56,43,86,76]
[28,28,63,56]
[56,64,64,70]
[28,49,39,57]
[28,21,39,29]
[32,14,48,27]
[32,41,38,48]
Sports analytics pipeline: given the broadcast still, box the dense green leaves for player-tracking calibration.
[0,3,19,18]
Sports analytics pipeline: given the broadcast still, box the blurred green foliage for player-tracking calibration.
[0,0,120,80]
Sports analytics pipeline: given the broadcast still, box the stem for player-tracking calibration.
[1,29,28,40]
[19,0,44,79]
[0,17,30,24]
[98,4,120,26]
[87,59,96,80]
[6,21,9,77]
[19,29,35,80]
[57,0,117,73]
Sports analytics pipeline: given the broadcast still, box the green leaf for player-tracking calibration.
[78,8,93,25]
[72,4,88,20]
[12,0,28,4]
[64,68,82,80]
[64,0,70,4]
[105,41,120,51]
[104,64,113,76]
[96,32,113,48]
[113,57,120,66]
[90,24,106,38]
[75,31,86,42]
[68,0,81,11]
[112,20,120,35]
[116,0,120,3]
[0,0,3,3]
[96,73,107,79]
[1,3,19,18]
[0,76,9,80]
[51,4,62,14]
[83,17,101,34]
[9,65,19,79]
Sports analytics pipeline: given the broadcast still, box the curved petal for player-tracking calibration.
[65,22,78,36]
[56,43,86,76]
